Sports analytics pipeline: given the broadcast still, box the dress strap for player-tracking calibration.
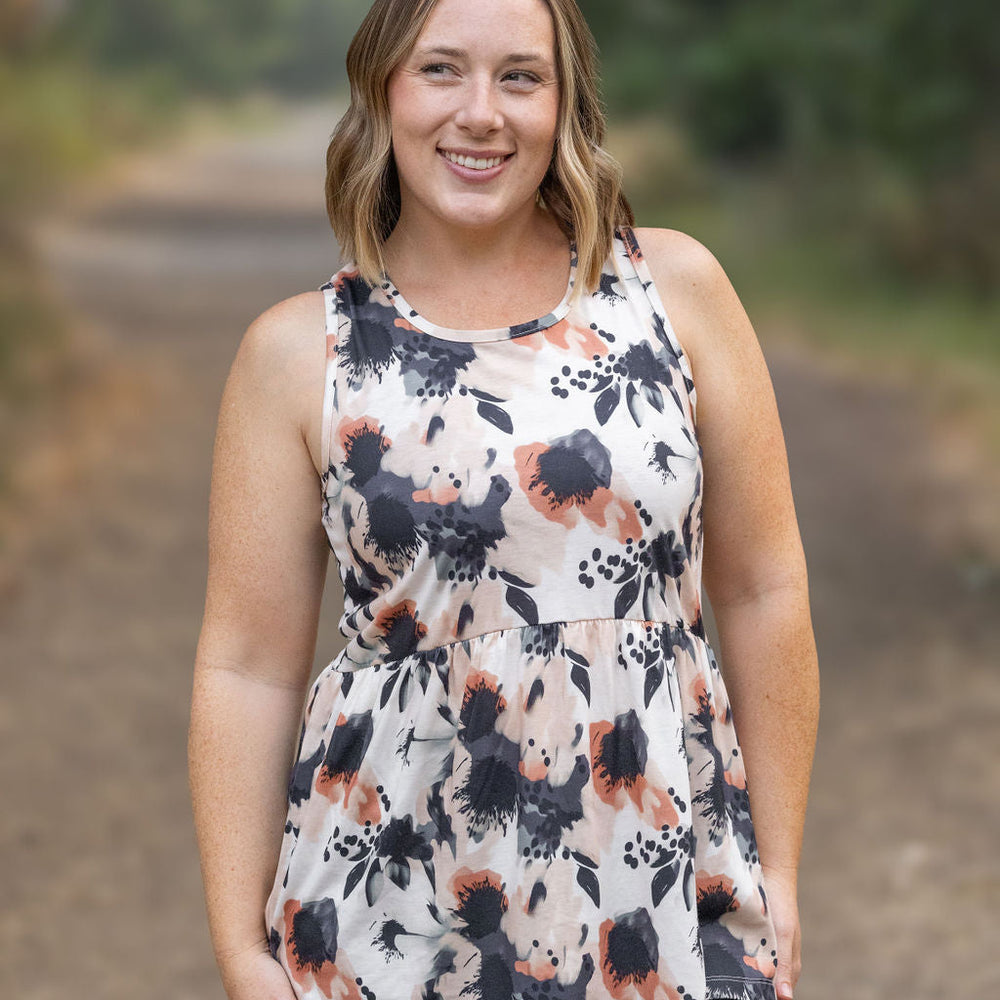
[618,226,699,421]
[318,274,342,493]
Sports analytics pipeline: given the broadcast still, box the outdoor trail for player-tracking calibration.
[2,100,997,998]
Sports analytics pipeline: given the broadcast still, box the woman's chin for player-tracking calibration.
[431,197,537,234]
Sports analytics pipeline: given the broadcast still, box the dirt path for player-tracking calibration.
[2,99,997,999]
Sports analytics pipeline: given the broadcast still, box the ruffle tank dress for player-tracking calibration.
[265,227,778,1000]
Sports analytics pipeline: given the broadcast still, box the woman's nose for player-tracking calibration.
[453,76,504,134]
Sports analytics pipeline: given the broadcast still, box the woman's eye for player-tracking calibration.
[504,71,541,88]
[420,63,453,76]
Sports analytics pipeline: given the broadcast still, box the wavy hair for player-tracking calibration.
[326,0,634,296]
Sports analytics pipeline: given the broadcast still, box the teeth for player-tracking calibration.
[443,151,506,170]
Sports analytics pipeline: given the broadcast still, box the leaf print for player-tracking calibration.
[386,859,410,890]
[348,842,371,862]
[626,381,643,427]
[572,850,598,869]
[414,658,431,695]
[457,601,475,636]
[365,858,384,906]
[426,778,455,850]
[344,859,367,899]
[339,672,354,700]
[432,651,451,695]
[477,400,513,434]
[468,387,506,404]
[397,669,412,713]
[682,497,698,560]
[571,662,591,706]
[641,381,665,413]
[650,847,677,869]
[421,857,436,892]
[650,529,687,584]
[577,864,601,907]
[666,380,684,417]
[651,861,680,907]
[379,670,400,710]
[505,586,539,625]
[564,647,590,669]
[643,665,663,708]
[426,413,445,442]
[682,858,695,910]
[497,568,534,588]
[650,312,677,364]
[526,677,544,710]
[595,383,620,426]
[528,880,547,913]
[614,576,641,618]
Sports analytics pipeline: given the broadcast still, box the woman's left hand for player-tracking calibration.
[761,865,802,1000]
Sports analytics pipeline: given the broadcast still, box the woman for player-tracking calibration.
[189,1,820,999]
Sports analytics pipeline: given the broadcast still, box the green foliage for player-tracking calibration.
[580,0,999,291]
[583,0,996,166]
[46,0,370,95]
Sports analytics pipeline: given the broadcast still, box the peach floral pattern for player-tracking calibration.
[265,230,777,999]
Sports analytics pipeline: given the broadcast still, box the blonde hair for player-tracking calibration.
[326,0,634,297]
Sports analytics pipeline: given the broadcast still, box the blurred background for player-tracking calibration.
[1,1,997,997]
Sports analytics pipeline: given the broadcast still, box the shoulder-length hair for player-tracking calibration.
[326,0,634,297]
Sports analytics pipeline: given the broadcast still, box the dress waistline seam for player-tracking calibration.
[329,614,707,673]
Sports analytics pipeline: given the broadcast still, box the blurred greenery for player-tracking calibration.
[0,0,371,498]
[580,0,998,295]
[584,0,998,456]
[45,0,371,96]
[1,0,997,483]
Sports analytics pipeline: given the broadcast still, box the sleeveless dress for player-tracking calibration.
[264,228,779,1000]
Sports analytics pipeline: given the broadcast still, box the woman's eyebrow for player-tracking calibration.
[414,45,553,67]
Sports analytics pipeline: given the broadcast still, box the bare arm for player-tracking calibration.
[638,228,820,1000]
[188,291,329,994]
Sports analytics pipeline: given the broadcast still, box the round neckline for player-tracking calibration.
[379,243,577,344]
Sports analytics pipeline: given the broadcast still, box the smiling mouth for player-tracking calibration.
[439,150,514,171]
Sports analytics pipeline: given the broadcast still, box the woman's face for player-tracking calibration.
[387,0,560,237]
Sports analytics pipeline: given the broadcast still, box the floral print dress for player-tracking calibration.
[264,228,778,1000]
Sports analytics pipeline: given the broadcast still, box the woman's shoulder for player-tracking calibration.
[244,288,327,350]
[626,226,755,385]
[230,289,329,471]
[627,226,726,290]
[237,290,328,394]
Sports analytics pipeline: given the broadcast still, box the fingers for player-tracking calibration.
[774,921,801,1000]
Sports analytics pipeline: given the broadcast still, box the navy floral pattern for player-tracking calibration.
[264,229,778,999]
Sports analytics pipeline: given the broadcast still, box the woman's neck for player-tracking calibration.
[381,203,566,287]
